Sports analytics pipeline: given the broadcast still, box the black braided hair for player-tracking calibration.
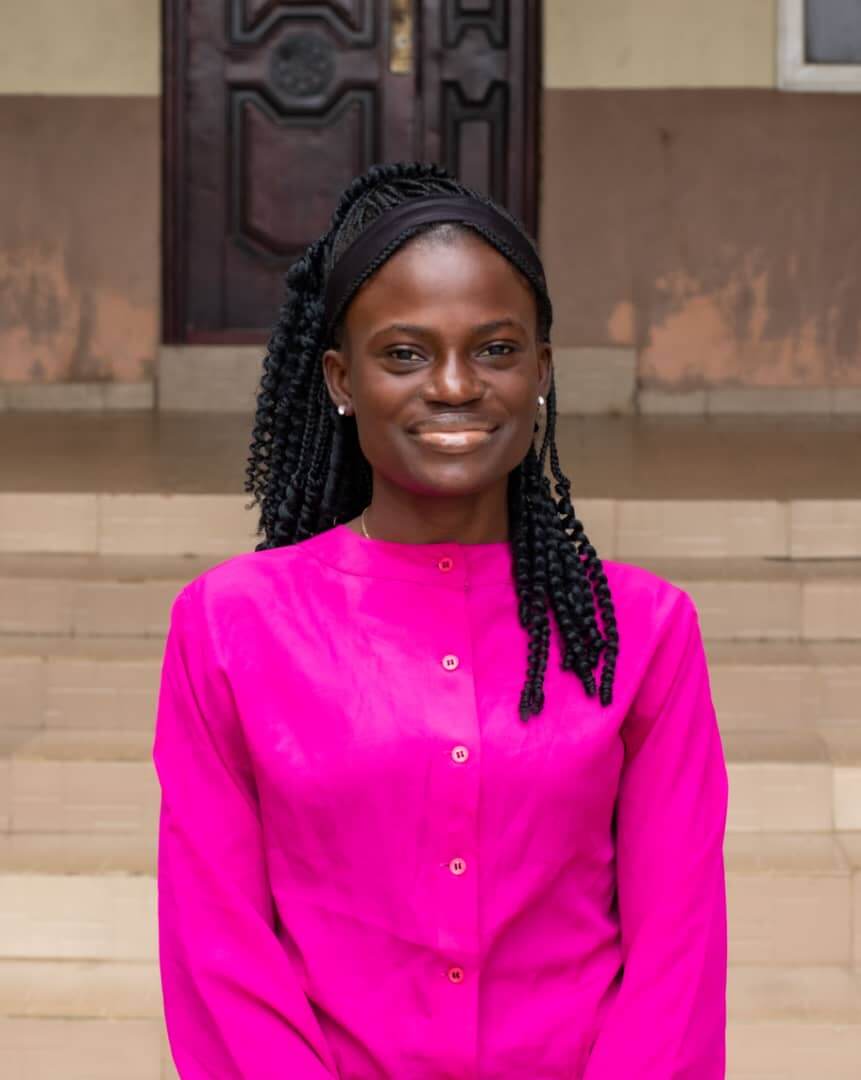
[244,161,619,720]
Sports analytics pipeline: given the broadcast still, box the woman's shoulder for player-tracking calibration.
[169,531,332,619]
[600,558,699,638]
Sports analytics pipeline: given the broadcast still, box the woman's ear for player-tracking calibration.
[322,345,352,413]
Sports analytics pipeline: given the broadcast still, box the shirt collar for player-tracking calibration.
[302,523,514,588]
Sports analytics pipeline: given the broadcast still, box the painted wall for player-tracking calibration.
[0,1,159,383]
[0,1,160,96]
[543,0,776,89]
[540,0,861,389]
[1,0,859,389]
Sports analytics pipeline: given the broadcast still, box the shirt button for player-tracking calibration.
[449,857,467,875]
[451,744,469,763]
[447,965,465,984]
[438,556,454,572]
[442,654,459,671]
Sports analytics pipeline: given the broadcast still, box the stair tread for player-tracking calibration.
[0,551,223,582]
[0,633,857,664]
[636,556,861,583]
[5,729,153,762]
[728,965,861,1023]
[0,634,163,659]
[706,640,861,665]
[1,551,860,582]
[0,832,155,875]
[0,829,857,877]
[726,830,861,873]
[723,727,861,765]
[5,959,856,1025]
[2,721,860,764]
[3,719,861,765]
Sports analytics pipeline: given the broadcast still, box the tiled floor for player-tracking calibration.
[0,412,859,497]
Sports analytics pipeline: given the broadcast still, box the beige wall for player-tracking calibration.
[544,0,777,89]
[0,0,778,97]
[0,1,159,97]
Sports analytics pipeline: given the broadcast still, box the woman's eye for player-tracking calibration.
[388,347,421,362]
[387,343,516,362]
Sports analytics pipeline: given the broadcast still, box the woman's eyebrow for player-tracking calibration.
[371,317,526,340]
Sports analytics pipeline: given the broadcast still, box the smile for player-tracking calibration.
[411,429,497,453]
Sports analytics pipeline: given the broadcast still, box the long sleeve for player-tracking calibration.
[583,590,729,1080]
[152,584,338,1079]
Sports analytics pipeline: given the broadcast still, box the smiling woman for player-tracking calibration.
[247,163,618,716]
[153,162,729,1079]
[323,223,553,529]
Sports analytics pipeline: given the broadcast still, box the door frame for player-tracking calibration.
[162,1,543,345]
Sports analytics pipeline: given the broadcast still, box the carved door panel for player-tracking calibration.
[163,1,541,343]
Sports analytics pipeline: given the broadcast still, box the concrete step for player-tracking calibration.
[0,828,857,1079]
[2,634,859,738]
[0,829,855,967]
[726,832,861,967]
[728,965,861,1078]
[6,959,854,1028]
[0,1017,177,1080]
[10,723,852,836]
[1,552,859,641]
[724,727,861,832]
[0,832,858,971]
[1,726,860,959]
[2,491,860,558]
[0,835,858,1080]
[3,965,860,1080]
[640,556,861,642]
[708,641,860,731]
[0,552,213,638]
[0,636,162,733]
[0,730,158,839]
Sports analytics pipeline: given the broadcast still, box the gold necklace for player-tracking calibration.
[361,507,371,539]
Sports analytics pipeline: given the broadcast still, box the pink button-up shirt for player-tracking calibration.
[152,522,729,1078]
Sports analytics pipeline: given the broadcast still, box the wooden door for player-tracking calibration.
[163,1,541,343]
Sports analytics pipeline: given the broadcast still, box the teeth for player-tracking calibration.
[416,430,491,447]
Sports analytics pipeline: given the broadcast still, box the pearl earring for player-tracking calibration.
[337,404,347,416]
[537,395,546,407]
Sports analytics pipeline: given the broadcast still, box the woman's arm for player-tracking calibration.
[583,589,729,1079]
[152,584,337,1079]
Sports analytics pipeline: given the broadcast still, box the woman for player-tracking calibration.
[153,162,729,1078]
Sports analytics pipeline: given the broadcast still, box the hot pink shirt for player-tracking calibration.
[152,522,729,1078]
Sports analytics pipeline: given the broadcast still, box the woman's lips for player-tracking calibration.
[412,428,496,452]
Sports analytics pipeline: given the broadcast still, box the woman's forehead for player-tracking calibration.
[344,230,538,331]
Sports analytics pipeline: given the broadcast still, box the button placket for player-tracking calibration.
[430,576,477,992]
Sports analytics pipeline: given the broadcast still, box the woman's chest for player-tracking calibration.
[224,579,627,883]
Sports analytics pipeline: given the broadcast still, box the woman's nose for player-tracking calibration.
[426,351,483,401]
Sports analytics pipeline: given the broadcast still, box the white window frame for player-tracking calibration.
[778,0,861,91]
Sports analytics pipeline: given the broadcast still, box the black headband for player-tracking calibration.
[323,195,547,334]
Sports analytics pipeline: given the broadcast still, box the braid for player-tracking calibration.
[244,161,619,720]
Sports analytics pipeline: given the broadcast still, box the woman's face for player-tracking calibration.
[322,227,552,499]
